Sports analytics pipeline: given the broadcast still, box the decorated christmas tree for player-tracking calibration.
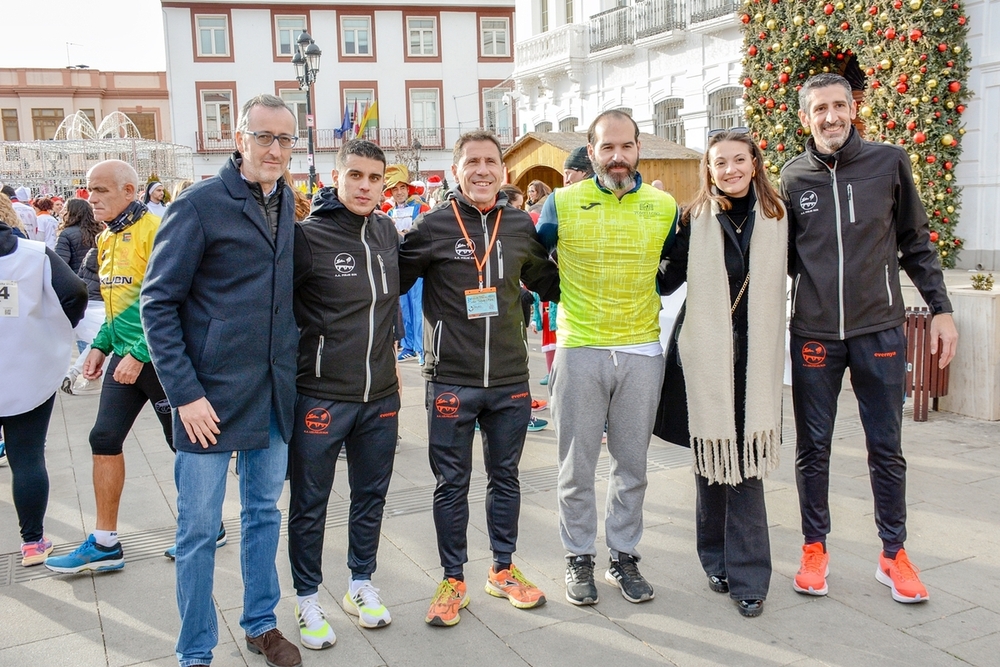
[741,0,971,266]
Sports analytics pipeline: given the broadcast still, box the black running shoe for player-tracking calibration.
[605,554,654,603]
[565,555,599,605]
[737,599,764,617]
[708,574,729,593]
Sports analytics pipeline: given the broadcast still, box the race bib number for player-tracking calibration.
[0,280,18,317]
[465,287,498,319]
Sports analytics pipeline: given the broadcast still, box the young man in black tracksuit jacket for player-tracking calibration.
[780,74,957,605]
[399,131,560,627]
[287,140,399,649]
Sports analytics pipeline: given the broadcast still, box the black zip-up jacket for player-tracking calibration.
[399,189,560,387]
[293,188,400,402]
[780,128,952,340]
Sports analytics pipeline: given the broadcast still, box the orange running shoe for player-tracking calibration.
[485,564,547,609]
[531,398,547,412]
[876,549,929,603]
[425,578,469,626]
[793,542,829,596]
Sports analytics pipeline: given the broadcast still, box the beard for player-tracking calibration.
[593,157,638,192]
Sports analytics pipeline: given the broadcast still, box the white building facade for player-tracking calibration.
[162,0,518,184]
[512,0,1000,270]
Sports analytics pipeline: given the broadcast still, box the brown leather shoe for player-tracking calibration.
[246,629,302,667]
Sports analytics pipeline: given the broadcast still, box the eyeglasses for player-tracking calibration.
[246,131,299,149]
[707,126,750,138]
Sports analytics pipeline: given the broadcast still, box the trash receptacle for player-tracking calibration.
[905,307,950,421]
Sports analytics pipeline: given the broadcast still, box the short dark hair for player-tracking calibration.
[33,197,54,212]
[236,94,296,133]
[1,185,15,199]
[453,130,503,165]
[798,73,853,114]
[587,110,640,146]
[337,139,386,169]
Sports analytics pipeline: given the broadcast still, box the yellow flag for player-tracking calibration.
[358,100,378,136]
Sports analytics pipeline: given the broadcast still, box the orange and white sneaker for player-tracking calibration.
[793,542,829,596]
[530,398,547,412]
[485,563,547,609]
[876,549,929,603]
[425,578,469,626]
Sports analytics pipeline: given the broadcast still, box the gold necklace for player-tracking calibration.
[724,212,748,234]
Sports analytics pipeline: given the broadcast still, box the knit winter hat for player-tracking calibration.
[563,146,592,174]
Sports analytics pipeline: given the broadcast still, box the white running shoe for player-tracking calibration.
[342,580,392,628]
[294,597,336,650]
[71,376,102,395]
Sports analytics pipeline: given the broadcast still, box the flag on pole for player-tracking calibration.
[352,99,362,136]
[357,100,378,138]
[335,104,351,138]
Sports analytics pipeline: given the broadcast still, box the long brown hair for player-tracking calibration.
[61,198,104,249]
[681,130,784,225]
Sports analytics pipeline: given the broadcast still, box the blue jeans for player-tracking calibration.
[400,278,423,356]
[174,412,287,667]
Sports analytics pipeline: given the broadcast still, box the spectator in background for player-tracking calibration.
[0,193,29,239]
[143,181,168,217]
[57,199,108,395]
[526,180,551,213]
[171,180,193,201]
[32,197,59,250]
[499,184,524,210]
[4,186,38,239]
[383,164,429,365]
[562,146,594,186]
[283,170,311,222]
[51,197,65,221]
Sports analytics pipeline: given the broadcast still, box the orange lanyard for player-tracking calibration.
[451,200,502,289]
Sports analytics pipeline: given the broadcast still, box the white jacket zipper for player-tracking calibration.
[360,220,375,401]
[378,254,388,294]
[847,184,856,223]
[885,264,893,307]
[791,273,801,318]
[315,335,324,377]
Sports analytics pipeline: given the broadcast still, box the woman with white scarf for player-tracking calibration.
[653,128,787,618]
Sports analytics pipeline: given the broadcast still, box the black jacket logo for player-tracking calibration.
[581,202,601,210]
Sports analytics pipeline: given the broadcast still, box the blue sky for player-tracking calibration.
[4,0,166,71]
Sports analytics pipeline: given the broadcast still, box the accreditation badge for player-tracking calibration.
[465,287,498,319]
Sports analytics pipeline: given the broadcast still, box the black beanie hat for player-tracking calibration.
[563,146,592,174]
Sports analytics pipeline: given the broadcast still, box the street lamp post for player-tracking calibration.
[412,139,422,181]
[292,32,322,194]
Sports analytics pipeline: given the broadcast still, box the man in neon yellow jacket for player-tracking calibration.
[537,110,678,607]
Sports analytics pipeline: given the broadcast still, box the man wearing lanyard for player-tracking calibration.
[399,130,560,627]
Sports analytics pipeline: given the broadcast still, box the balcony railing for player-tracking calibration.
[194,126,516,155]
[636,0,686,37]
[689,0,741,25]
[589,5,634,52]
[514,23,589,75]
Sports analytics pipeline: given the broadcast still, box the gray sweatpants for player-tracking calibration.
[551,346,665,559]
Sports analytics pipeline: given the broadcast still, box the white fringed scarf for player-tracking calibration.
[677,193,787,485]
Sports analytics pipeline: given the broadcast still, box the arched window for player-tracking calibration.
[534,121,553,133]
[653,98,685,145]
[559,117,578,132]
[707,87,744,131]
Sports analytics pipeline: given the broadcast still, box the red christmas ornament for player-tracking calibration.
[896,82,909,94]
[892,0,902,8]
[926,155,937,164]
[886,27,896,40]
[956,105,965,113]
[779,72,790,83]
[938,43,948,52]
[749,45,759,56]
[958,16,966,25]
[765,62,774,71]
[842,21,850,30]
[887,120,897,129]
[914,132,927,143]
[777,143,786,151]
[929,231,939,242]
[944,161,953,170]
[948,81,961,93]
[779,103,788,111]
[869,5,879,14]
[907,121,917,130]
[866,67,876,75]
[824,3,835,14]
[910,29,922,41]
[765,98,776,109]
[741,13,751,23]
[744,78,754,88]
[759,139,768,150]
[898,73,908,83]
